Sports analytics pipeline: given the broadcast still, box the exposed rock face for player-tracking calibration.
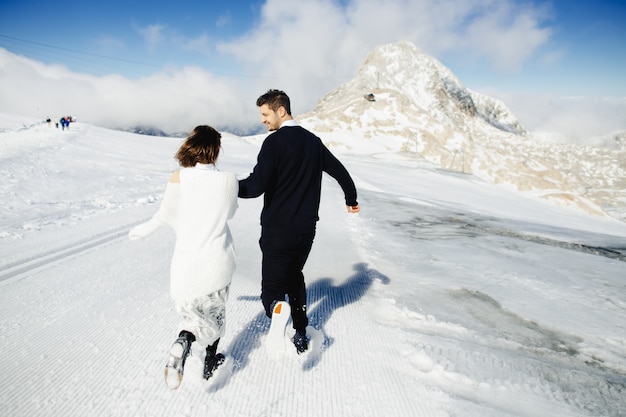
[299,42,626,219]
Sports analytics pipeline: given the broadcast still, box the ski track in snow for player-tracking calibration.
[0,188,440,417]
[0,220,146,283]
[2,189,624,417]
[1,121,626,417]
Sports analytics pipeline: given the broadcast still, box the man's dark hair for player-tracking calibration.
[256,89,292,115]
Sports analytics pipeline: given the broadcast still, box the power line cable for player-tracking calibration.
[0,34,162,69]
[0,33,354,80]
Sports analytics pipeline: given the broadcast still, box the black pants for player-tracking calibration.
[259,232,315,332]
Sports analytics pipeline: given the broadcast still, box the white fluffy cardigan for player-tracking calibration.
[129,164,239,304]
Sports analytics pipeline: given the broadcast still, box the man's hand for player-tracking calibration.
[347,205,360,213]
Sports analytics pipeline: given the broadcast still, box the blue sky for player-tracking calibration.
[0,0,625,137]
[0,1,264,76]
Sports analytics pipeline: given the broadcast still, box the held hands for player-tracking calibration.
[346,204,360,213]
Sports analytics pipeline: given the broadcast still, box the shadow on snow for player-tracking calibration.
[208,262,389,392]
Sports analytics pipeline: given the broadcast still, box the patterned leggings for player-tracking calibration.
[175,286,229,347]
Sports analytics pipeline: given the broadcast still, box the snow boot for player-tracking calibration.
[203,339,225,380]
[164,330,194,390]
[292,328,309,354]
[266,300,290,357]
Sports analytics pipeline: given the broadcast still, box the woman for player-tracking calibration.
[129,125,238,389]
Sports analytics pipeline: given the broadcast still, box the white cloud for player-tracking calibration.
[181,34,212,54]
[0,0,623,139]
[461,2,552,71]
[217,0,555,111]
[136,23,168,50]
[216,13,231,28]
[223,0,554,70]
[134,23,214,60]
[482,88,626,143]
[0,48,258,134]
[95,36,126,53]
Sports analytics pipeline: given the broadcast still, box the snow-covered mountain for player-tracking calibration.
[299,42,626,220]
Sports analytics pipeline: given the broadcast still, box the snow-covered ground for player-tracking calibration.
[1,115,625,417]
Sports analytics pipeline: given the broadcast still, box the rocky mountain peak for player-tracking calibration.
[300,42,625,220]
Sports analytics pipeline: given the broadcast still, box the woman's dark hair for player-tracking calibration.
[175,125,221,167]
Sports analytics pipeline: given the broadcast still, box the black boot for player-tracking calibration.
[164,330,195,390]
[203,338,225,380]
[292,328,309,354]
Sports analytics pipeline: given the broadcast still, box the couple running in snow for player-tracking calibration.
[130,89,360,389]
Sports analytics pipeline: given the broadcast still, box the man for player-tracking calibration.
[239,89,360,354]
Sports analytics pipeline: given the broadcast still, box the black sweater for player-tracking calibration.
[239,126,358,235]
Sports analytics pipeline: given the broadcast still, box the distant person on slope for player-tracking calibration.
[238,89,360,355]
[129,125,238,389]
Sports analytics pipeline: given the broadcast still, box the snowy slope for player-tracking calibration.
[299,42,626,221]
[1,116,626,417]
